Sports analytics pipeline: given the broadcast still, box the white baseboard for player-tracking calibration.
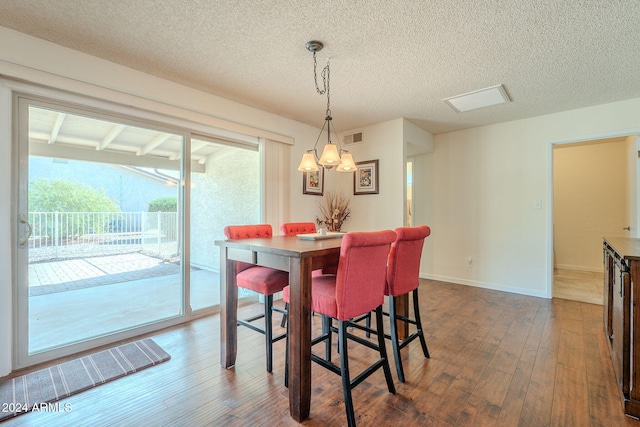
[554,264,603,273]
[419,273,550,299]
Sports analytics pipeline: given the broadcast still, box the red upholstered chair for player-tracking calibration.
[284,230,397,427]
[280,221,338,276]
[277,222,318,327]
[279,221,329,275]
[223,224,289,373]
[385,225,431,383]
[279,222,317,235]
[279,221,331,329]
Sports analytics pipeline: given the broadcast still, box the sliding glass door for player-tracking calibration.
[16,99,187,364]
[15,95,263,367]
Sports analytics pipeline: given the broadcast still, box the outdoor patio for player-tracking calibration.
[28,252,221,353]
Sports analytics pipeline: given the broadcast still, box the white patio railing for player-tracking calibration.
[28,211,179,262]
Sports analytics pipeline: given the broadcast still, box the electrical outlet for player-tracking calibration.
[467,257,473,268]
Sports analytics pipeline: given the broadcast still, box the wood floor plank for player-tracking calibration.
[504,305,557,426]
[551,364,591,426]
[3,279,640,426]
[494,359,533,426]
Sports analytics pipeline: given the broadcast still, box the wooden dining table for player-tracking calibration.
[215,234,342,421]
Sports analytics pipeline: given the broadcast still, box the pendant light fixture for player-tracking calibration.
[297,40,357,173]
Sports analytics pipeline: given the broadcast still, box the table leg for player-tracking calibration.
[288,257,313,421]
[220,248,238,368]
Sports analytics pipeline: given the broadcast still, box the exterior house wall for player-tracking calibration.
[190,148,259,270]
[29,157,176,212]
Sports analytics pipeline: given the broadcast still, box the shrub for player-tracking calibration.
[28,179,120,238]
[148,197,178,212]
[29,178,120,213]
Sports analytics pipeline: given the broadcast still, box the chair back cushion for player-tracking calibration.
[386,225,430,296]
[335,230,396,320]
[280,222,316,236]
[223,224,273,272]
[224,224,273,239]
[280,222,331,276]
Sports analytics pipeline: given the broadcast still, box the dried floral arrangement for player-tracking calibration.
[316,190,351,232]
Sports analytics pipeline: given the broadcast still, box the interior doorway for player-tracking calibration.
[552,135,637,304]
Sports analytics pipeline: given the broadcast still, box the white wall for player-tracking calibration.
[553,140,630,271]
[419,100,640,298]
[347,119,405,231]
[628,136,638,237]
[289,118,414,232]
[404,119,434,156]
[288,117,434,235]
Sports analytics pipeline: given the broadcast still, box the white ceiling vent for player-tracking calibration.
[443,84,511,113]
[343,131,363,146]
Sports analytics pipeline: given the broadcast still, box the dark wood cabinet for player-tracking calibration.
[603,237,640,418]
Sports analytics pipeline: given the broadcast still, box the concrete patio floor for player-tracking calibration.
[27,253,221,353]
[29,253,186,295]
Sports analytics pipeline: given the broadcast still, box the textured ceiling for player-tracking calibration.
[1,0,639,135]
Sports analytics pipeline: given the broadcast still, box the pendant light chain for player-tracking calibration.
[312,51,331,117]
[297,40,356,173]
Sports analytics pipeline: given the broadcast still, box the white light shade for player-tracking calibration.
[297,152,319,172]
[317,143,342,166]
[336,152,356,172]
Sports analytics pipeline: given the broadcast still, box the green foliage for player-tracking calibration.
[28,179,120,238]
[29,178,120,213]
[148,197,177,212]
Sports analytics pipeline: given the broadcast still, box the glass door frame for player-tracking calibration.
[14,94,196,369]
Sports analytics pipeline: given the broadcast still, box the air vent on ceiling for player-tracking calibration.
[343,131,363,146]
[443,84,511,113]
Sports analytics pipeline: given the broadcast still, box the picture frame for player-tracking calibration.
[354,159,379,195]
[303,168,324,196]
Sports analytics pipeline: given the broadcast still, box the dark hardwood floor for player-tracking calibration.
[3,279,640,426]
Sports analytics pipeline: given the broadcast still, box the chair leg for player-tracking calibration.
[388,296,405,383]
[322,315,332,362]
[365,311,371,338]
[284,311,289,388]
[280,302,289,328]
[338,320,356,427]
[412,289,430,358]
[376,306,396,393]
[265,295,273,373]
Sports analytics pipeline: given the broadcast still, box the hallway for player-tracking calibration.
[553,268,602,305]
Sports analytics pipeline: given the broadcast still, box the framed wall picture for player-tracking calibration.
[303,168,324,195]
[354,159,379,195]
